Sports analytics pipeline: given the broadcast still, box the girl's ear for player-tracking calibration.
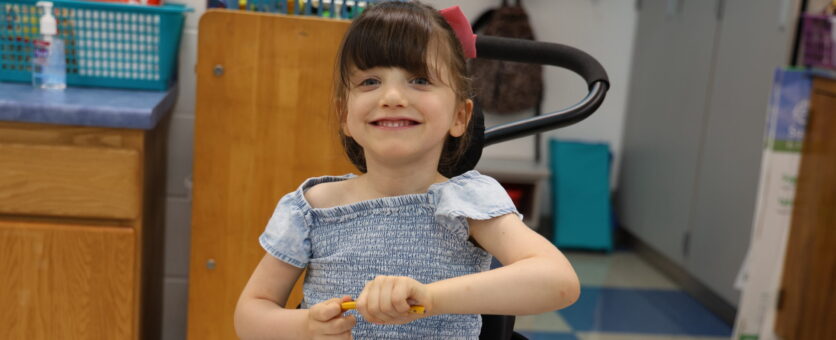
[450,99,473,138]
[340,110,352,137]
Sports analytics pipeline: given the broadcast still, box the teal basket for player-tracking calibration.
[1,0,191,90]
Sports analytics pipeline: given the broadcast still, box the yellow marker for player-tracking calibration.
[340,301,425,314]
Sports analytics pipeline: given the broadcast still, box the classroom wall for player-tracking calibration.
[160,1,201,339]
[159,1,636,339]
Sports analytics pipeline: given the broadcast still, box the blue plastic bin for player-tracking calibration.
[0,0,191,90]
[550,139,613,252]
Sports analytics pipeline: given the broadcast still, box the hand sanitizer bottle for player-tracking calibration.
[32,1,66,90]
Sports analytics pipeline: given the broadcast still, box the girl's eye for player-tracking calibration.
[411,77,431,86]
[358,78,380,87]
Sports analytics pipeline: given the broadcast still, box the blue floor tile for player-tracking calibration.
[558,287,732,337]
[517,331,579,340]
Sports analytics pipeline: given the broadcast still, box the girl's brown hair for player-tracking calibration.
[333,1,474,177]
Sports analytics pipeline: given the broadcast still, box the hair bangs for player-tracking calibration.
[339,2,437,87]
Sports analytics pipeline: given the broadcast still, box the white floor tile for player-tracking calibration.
[576,332,729,340]
[514,312,573,333]
[565,251,679,290]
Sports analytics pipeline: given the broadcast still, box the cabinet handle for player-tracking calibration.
[666,0,681,17]
[206,258,216,270]
[716,0,725,21]
[213,65,224,77]
[778,0,792,30]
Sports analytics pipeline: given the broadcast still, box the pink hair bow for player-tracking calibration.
[439,6,477,59]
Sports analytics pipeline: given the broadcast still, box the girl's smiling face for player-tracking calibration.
[333,1,475,175]
[343,58,471,170]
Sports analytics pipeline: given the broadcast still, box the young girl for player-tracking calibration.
[234,1,579,339]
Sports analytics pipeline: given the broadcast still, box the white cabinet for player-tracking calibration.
[618,0,800,316]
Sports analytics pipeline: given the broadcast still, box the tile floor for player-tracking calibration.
[513,251,733,340]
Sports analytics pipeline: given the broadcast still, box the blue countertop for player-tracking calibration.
[0,82,177,130]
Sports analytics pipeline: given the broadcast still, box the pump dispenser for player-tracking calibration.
[32,1,66,90]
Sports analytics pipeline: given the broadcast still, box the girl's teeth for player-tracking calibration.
[378,120,411,127]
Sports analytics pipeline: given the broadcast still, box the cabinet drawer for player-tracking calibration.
[0,143,140,220]
[0,220,135,339]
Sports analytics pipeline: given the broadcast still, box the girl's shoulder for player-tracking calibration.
[298,174,357,209]
[304,179,349,209]
[435,170,504,194]
[433,170,521,221]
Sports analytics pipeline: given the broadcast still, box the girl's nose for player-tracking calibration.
[380,85,408,108]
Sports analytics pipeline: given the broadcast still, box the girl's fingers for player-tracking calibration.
[390,282,412,314]
[367,285,385,323]
[311,298,344,321]
[356,280,376,322]
[307,297,355,339]
[355,276,427,324]
[407,282,431,311]
[322,315,356,335]
[372,276,402,320]
[378,276,402,318]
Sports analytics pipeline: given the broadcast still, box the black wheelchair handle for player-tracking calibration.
[474,35,610,146]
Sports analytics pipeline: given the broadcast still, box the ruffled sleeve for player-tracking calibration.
[433,171,522,239]
[259,189,311,268]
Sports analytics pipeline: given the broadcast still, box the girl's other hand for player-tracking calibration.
[356,276,432,325]
[306,296,356,339]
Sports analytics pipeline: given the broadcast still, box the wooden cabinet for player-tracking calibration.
[775,76,836,340]
[187,12,354,340]
[0,120,168,339]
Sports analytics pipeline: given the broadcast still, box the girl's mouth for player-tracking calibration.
[371,119,420,128]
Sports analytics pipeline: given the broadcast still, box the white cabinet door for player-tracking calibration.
[687,0,800,307]
[619,0,721,265]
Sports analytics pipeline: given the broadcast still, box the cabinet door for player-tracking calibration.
[619,0,720,265]
[687,0,800,307]
[0,220,135,339]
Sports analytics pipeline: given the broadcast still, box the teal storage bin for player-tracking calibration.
[0,0,191,90]
[550,139,613,251]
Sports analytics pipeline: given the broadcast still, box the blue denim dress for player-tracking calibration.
[259,170,520,339]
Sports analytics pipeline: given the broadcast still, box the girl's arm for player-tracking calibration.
[234,254,356,339]
[428,213,580,316]
[234,254,307,339]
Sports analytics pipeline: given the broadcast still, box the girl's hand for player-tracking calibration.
[306,296,356,339]
[355,276,433,325]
